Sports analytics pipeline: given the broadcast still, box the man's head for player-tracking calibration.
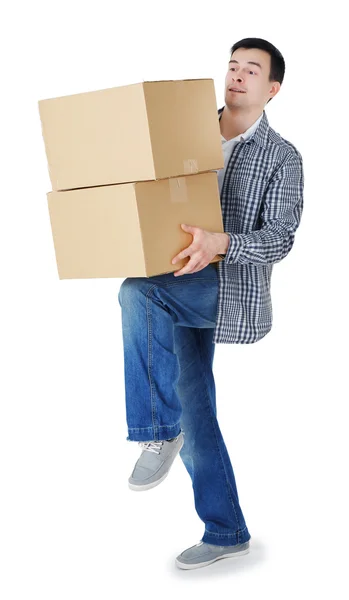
[224,38,285,112]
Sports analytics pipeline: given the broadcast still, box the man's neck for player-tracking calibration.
[219,105,263,141]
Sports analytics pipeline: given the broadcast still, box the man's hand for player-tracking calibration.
[171,224,229,276]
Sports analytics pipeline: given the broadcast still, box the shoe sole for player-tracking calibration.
[128,435,184,491]
[175,547,250,570]
[128,469,170,491]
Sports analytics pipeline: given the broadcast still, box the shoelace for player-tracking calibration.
[138,441,164,454]
[138,432,183,454]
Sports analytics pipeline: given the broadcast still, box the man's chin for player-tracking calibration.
[225,98,241,109]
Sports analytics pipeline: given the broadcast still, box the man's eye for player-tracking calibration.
[230,68,256,75]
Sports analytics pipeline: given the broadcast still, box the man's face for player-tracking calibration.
[224,47,280,109]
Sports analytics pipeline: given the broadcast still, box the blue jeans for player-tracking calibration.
[118,263,251,546]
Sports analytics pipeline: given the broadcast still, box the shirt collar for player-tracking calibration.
[218,106,269,149]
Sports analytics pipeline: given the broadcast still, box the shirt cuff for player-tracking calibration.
[224,233,244,263]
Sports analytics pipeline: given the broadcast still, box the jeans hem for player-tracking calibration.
[201,526,251,547]
[126,423,183,442]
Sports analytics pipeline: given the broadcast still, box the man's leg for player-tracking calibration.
[174,325,251,546]
[117,264,219,442]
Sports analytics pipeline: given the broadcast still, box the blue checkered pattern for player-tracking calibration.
[213,107,304,344]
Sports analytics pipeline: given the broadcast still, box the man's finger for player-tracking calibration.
[172,251,190,264]
[173,264,192,276]
[174,260,201,277]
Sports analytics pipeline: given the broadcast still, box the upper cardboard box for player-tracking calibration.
[38,79,225,192]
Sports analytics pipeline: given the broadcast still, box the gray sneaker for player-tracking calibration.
[175,540,250,570]
[128,431,184,491]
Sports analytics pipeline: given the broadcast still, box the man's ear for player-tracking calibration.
[269,81,281,100]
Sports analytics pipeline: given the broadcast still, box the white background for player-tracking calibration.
[1,0,348,597]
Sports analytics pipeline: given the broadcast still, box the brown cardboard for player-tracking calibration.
[38,79,224,191]
[47,172,224,279]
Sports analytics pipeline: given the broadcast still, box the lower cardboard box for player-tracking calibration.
[47,171,224,279]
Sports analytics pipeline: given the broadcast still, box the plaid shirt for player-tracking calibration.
[213,107,304,344]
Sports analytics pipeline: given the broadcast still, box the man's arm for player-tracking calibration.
[221,151,304,265]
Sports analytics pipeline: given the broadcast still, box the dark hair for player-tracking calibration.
[230,38,285,103]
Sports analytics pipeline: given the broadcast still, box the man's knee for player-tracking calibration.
[118,279,131,307]
[118,277,147,307]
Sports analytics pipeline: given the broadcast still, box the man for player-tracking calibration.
[118,37,304,570]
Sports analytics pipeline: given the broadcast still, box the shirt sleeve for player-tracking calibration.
[224,151,304,265]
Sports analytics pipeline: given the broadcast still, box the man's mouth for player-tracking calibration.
[228,88,246,93]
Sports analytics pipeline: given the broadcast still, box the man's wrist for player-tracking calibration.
[217,232,230,255]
